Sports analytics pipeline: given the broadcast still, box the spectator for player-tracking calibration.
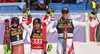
[44,0,50,5]
[97,2,100,10]
[88,0,96,3]
[94,0,96,2]
[30,1,36,10]
[6,0,18,2]
[88,0,91,3]
[30,1,43,10]
[30,0,38,6]
[18,0,21,2]
[52,0,62,3]
[64,0,76,4]
[0,0,5,3]
[36,3,42,10]
[44,0,51,9]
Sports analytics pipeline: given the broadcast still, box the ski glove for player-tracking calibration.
[22,8,27,13]
[50,9,55,17]
[46,6,55,16]
[47,44,53,54]
[91,8,98,17]
[7,50,11,54]
[27,9,31,15]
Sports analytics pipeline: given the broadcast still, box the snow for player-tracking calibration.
[74,42,100,54]
[1,42,100,54]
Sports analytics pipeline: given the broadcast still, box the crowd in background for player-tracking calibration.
[0,0,100,10]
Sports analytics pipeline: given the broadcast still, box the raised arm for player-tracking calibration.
[20,9,32,30]
[26,11,32,25]
[47,16,54,32]
[73,8,98,27]
[42,6,55,32]
[21,9,32,36]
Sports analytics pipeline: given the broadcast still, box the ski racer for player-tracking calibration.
[21,6,55,54]
[53,7,98,54]
[3,10,32,54]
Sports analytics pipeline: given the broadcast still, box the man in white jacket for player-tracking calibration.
[22,7,55,54]
[53,7,97,54]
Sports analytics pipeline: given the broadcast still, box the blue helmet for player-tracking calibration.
[11,17,19,24]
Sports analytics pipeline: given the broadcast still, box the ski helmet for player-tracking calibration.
[33,18,41,25]
[61,7,69,13]
[11,17,19,25]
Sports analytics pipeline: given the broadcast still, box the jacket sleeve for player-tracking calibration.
[20,14,32,30]
[22,14,32,36]
[42,15,54,33]
[73,17,93,27]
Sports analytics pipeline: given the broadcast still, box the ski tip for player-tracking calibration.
[5,19,9,22]
[42,23,47,26]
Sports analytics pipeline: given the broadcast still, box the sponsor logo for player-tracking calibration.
[58,23,72,28]
[11,29,22,36]
[32,33,43,38]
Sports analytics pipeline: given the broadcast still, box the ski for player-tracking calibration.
[42,22,47,54]
[5,19,11,53]
[63,24,68,54]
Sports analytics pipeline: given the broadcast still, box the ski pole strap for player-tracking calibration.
[58,37,73,39]
[43,41,48,44]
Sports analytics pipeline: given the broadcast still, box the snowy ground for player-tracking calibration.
[74,42,100,54]
[1,42,100,54]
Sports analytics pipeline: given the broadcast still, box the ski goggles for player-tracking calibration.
[62,11,69,14]
[12,20,19,24]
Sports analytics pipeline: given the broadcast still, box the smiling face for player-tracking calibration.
[62,11,69,20]
[33,23,40,30]
[12,22,18,27]
[12,20,19,27]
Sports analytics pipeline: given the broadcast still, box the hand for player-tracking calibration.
[22,8,30,13]
[27,8,31,15]
[22,8,27,13]
[91,8,98,15]
[7,50,11,54]
[47,44,53,52]
[46,6,55,16]
[50,9,55,17]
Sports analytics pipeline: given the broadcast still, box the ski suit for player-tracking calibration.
[3,14,32,54]
[22,15,54,54]
[54,16,93,54]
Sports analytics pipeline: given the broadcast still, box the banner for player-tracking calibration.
[0,13,85,45]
